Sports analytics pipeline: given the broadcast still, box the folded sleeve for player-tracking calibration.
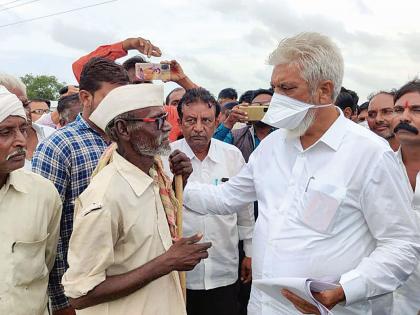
[340,151,420,305]
[62,199,118,298]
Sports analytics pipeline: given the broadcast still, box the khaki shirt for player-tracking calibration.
[0,168,62,315]
[62,151,186,315]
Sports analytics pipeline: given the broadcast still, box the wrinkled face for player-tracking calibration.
[391,92,420,145]
[180,102,218,151]
[29,101,50,121]
[270,63,329,136]
[367,93,395,139]
[270,64,314,103]
[0,116,28,174]
[126,106,172,157]
[168,89,185,107]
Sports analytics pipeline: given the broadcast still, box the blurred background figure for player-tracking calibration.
[218,88,238,106]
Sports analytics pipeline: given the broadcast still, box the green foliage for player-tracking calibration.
[21,74,66,101]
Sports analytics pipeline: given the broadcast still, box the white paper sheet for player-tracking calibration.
[253,277,340,315]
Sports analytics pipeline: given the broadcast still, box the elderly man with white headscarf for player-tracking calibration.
[0,85,62,315]
[62,84,211,315]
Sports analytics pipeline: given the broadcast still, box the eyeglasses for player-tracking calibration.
[31,109,51,115]
[367,108,394,119]
[123,112,168,130]
[393,105,420,117]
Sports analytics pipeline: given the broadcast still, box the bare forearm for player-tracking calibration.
[70,254,171,309]
[177,76,199,90]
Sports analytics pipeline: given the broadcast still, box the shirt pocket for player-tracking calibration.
[11,233,49,286]
[299,182,346,234]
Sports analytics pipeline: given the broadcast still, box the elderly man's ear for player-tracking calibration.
[317,80,335,104]
[114,120,130,141]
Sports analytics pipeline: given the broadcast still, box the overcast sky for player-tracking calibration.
[1,0,419,102]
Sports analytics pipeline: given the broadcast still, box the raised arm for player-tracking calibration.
[72,36,162,82]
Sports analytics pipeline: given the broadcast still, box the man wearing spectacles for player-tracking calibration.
[367,90,400,151]
[62,84,208,315]
[28,99,51,122]
[391,79,420,315]
[166,87,254,315]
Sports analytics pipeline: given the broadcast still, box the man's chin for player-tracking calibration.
[4,159,25,172]
[157,143,171,156]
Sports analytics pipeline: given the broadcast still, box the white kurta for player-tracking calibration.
[167,138,254,290]
[183,112,420,315]
[393,148,420,315]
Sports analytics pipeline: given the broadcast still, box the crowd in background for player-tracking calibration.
[2,31,420,315]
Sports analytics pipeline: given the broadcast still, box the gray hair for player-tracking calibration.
[105,111,137,142]
[268,32,344,101]
[0,72,27,97]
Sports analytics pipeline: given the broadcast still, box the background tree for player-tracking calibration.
[21,74,66,100]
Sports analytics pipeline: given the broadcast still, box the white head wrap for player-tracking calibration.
[90,84,164,131]
[0,85,27,123]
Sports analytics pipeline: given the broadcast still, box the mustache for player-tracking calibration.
[6,148,27,160]
[394,122,419,135]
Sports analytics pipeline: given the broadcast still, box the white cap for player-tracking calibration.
[90,84,164,131]
[0,85,27,123]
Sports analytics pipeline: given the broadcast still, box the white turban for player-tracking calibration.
[0,85,27,123]
[90,84,164,131]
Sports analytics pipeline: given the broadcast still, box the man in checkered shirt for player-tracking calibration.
[32,57,129,315]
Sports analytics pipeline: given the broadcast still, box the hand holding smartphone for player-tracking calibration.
[238,105,269,121]
[135,63,171,81]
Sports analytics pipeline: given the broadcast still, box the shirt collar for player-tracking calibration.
[316,108,347,152]
[288,107,347,152]
[6,169,28,194]
[112,150,153,197]
[180,138,220,163]
[74,114,99,133]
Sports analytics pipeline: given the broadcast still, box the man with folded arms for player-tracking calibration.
[62,84,211,315]
[0,86,61,315]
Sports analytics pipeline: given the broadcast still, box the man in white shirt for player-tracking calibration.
[391,79,420,315]
[182,32,420,315]
[167,87,254,315]
[367,90,400,152]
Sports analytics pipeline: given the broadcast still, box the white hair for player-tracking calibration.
[268,32,344,101]
[0,72,27,97]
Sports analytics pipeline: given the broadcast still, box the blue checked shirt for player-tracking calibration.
[32,114,108,310]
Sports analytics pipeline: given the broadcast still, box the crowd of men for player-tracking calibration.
[1,31,420,315]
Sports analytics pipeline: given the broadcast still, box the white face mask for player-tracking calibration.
[261,93,332,130]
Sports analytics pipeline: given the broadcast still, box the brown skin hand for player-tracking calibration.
[69,106,210,310]
[70,234,211,310]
